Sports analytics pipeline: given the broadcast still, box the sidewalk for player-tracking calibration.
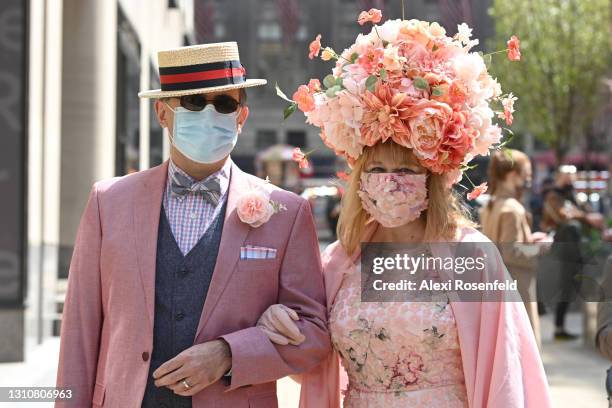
[0,312,608,407]
[540,311,609,408]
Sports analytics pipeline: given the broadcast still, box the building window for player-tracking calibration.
[286,130,306,148]
[116,7,141,176]
[258,22,282,40]
[214,23,226,38]
[256,130,278,149]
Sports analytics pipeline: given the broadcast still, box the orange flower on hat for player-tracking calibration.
[507,35,521,61]
[358,8,382,25]
[309,34,322,60]
[467,182,488,201]
[336,171,350,181]
[291,147,310,169]
[360,83,412,146]
[292,85,315,112]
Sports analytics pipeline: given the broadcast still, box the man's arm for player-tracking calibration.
[55,184,104,407]
[220,199,331,391]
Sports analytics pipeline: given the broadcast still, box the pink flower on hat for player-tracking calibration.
[292,85,315,112]
[307,79,321,93]
[291,147,310,169]
[420,111,475,174]
[358,8,382,26]
[507,36,521,61]
[500,93,517,125]
[403,100,453,161]
[308,34,322,60]
[361,83,411,146]
[467,182,488,201]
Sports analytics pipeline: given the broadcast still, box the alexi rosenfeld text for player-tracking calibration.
[367,253,518,293]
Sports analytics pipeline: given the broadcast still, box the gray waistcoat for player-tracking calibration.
[141,200,227,408]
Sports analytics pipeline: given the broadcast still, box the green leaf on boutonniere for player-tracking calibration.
[432,86,444,96]
[275,82,294,103]
[365,75,378,92]
[413,76,429,90]
[379,69,388,81]
[270,200,288,213]
[325,85,341,98]
[283,103,297,120]
[335,77,344,87]
[323,74,337,89]
[350,52,359,63]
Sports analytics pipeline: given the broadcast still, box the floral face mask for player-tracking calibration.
[358,172,429,228]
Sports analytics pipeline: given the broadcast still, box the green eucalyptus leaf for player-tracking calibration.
[413,77,429,90]
[325,85,341,98]
[350,52,359,63]
[323,74,336,89]
[379,69,388,81]
[335,77,344,87]
[365,75,378,92]
[432,86,444,96]
[283,103,298,120]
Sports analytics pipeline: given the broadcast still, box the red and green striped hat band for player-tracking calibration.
[159,60,247,92]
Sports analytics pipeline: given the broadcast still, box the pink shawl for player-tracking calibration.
[297,225,552,408]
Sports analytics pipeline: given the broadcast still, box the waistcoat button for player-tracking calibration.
[142,351,150,361]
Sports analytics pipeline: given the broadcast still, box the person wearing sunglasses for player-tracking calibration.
[55,42,330,408]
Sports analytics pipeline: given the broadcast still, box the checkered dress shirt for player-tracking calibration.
[162,158,231,255]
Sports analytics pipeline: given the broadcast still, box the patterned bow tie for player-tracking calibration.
[170,171,221,206]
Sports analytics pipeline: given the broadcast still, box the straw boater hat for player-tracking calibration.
[138,42,267,99]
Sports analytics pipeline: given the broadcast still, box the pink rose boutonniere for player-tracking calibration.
[236,185,287,228]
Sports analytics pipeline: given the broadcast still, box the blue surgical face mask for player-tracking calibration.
[165,103,239,164]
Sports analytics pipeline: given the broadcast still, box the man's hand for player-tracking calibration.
[152,339,232,396]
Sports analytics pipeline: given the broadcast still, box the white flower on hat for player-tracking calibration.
[456,23,473,45]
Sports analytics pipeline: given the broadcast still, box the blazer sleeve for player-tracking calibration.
[220,199,331,391]
[55,184,104,407]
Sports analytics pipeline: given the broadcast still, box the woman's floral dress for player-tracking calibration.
[329,261,468,407]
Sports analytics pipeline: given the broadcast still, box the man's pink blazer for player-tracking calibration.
[55,160,331,407]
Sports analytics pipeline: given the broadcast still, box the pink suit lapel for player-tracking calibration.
[133,160,169,333]
[193,162,252,342]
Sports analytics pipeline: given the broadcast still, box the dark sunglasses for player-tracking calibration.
[179,94,241,114]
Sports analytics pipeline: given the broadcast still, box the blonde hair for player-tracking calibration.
[337,141,475,256]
